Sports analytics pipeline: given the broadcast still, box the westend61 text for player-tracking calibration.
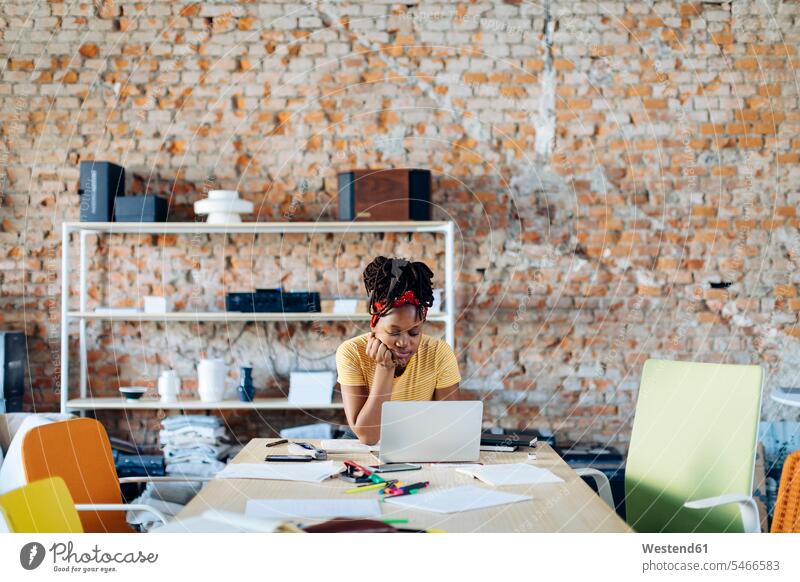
[642,543,709,554]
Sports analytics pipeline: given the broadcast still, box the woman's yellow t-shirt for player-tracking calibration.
[335,333,461,401]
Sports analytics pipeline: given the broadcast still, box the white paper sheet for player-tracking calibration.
[332,299,359,314]
[457,463,565,486]
[384,485,532,514]
[319,439,380,453]
[288,371,335,405]
[216,461,343,483]
[246,499,382,520]
[152,510,282,533]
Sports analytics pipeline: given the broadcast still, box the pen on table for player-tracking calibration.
[383,482,430,499]
[393,481,429,492]
[266,439,288,448]
[345,480,397,494]
[383,488,424,499]
[382,481,427,495]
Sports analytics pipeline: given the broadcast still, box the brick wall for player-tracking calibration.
[2,0,800,451]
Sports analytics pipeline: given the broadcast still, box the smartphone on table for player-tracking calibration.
[369,463,422,473]
[265,455,315,462]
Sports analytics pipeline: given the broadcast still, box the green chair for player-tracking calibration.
[590,359,763,532]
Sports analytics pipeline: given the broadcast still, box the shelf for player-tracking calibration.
[68,311,448,322]
[60,219,456,413]
[65,397,345,411]
[64,220,452,235]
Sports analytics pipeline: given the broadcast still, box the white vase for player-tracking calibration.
[158,370,181,403]
[194,190,254,224]
[197,358,227,402]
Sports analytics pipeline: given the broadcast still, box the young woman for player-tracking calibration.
[336,256,461,444]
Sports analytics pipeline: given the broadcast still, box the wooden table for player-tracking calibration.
[177,439,633,533]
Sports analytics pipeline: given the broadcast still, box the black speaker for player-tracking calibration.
[337,169,431,221]
[79,161,125,222]
[0,332,26,413]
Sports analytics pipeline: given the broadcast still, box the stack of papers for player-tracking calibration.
[384,485,531,514]
[456,463,564,486]
[246,499,381,520]
[320,439,380,453]
[216,461,343,483]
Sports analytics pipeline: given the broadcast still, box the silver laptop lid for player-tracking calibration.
[379,401,483,463]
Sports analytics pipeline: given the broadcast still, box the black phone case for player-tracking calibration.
[265,455,314,462]
[371,464,421,473]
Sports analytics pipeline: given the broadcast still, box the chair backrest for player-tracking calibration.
[625,359,763,532]
[771,450,800,533]
[21,417,130,532]
[0,476,83,533]
[0,413,74,495]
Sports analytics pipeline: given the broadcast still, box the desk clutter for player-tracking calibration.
[202,439,561,527]
[163,435,635,533]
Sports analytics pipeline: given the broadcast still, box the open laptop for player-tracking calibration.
[379,401,483,463]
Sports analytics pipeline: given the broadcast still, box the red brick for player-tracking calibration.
[79,44,100,58]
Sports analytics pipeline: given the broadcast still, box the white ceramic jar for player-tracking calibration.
[197,358,227,402]
[158,370,181,403]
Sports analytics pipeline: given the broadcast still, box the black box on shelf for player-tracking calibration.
[338,169,431,221]
[79,161,125,222]
[114,195,168,222]
[226,289,321,313]
[0,332,26,413]
[259,289,321,313]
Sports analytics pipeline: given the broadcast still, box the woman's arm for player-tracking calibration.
[341,368,394,445]
[340,334,397,445]
[433,382,461,401]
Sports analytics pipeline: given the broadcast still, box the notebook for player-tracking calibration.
[457,463,564,486]
[216,461,343,483]
[320,439,380,453]
[383,485,532,514]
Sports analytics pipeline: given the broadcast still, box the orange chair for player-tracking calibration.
[771,451,800,533]
[20,417,169,532]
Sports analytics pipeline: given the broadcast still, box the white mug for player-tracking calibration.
[198,358,226,402]
[158,370,181,403]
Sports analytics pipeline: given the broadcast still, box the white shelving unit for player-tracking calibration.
[60,220,457,413]
[64,398,346,411]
